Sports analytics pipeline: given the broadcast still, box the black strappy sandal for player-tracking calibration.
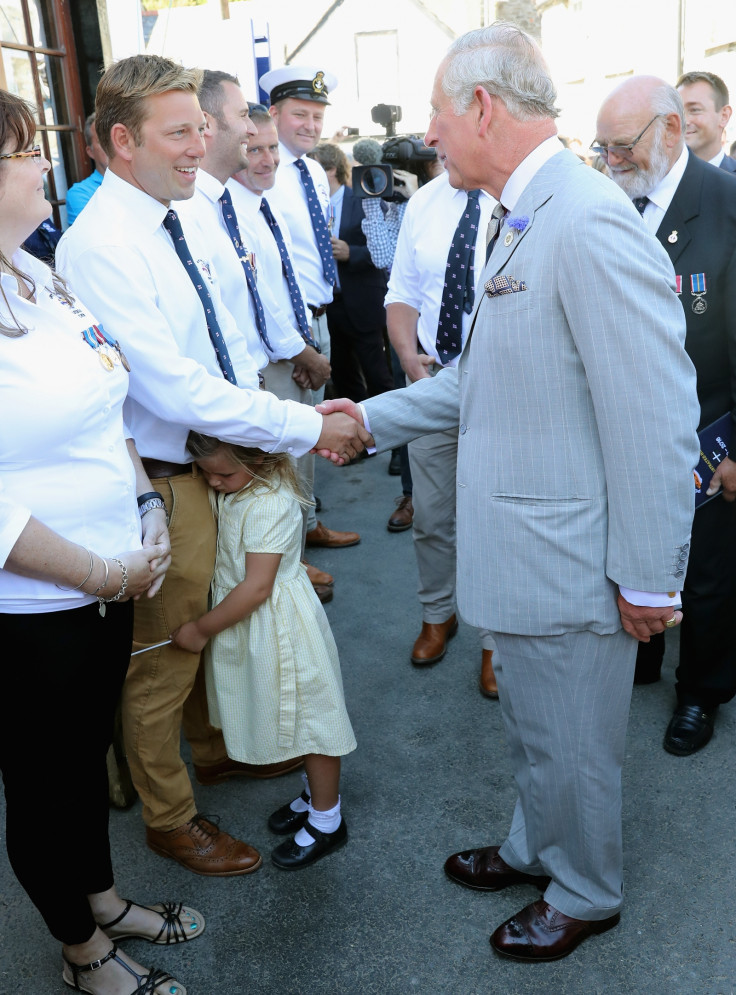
[62,943,185,995]
[99,900,205,944]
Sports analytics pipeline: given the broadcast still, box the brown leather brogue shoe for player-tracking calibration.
[410,615,458,666]
[479,648,499,699]
[194,756,304,785]
[302,560,334,586]
[444,845,550,892]
[305,520,360,548]
[490,899,620,961]
[146,815,262,876]
[387,495,413,532]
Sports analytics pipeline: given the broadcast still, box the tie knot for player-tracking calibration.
[492,202,506,221]
[633,196,649,216]
[219,189,232,208]
[467,189,481,203]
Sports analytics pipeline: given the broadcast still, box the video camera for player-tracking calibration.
[352,134,437,202]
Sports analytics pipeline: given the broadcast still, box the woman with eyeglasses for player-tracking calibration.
[0,90,203,995]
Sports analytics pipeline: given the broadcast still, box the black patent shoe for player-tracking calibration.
[271,818,348,870]
[267,791,310,834]
[663,704,718,756]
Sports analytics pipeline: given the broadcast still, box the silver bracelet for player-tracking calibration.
[56,546,94,592]
[91,557,109,597]
[98,557,128,617]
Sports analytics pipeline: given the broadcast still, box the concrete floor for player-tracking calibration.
[2,451,735,995]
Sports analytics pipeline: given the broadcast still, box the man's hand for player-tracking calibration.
[392,168,418,199]
[706,455,736,501]
[314,407,373,463]
[400,352,435,383]
[617,594,682,641]
[292,345,331,390]
[330,236,350,262]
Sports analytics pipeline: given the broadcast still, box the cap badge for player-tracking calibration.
[312,72,326,95]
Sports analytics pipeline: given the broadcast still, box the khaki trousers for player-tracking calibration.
[123,468,224,830]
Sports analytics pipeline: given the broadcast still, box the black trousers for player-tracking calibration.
[1,600,133,944]
[326,293,393,402]
[635,495,736,706]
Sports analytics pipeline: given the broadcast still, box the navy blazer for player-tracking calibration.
[720,154,736,174]
[333,184,388,332]
[656,150,736,428]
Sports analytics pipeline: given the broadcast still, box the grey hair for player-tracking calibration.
[442,22,559,121]
[650,82,685,132]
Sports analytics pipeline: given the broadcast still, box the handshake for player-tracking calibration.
[312,398,374,464]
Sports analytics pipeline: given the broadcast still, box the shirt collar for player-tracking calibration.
[646,145,689,215]
[278,142,299,167]
[102,168,170,232]
[195,167,226,203]
[499,136,565,212]
[709,149,725,167]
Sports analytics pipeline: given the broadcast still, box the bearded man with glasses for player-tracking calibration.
[597,75,736,757]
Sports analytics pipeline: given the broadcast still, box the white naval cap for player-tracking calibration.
[259,65,338,106]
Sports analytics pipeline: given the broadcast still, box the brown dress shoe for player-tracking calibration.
[410,615,458,666]
[479,648,499,699]
[444,845,550,891]
[313,583,333,604]
[146,815,262,877]
[194,755,304,785]
[490,899,620,961]
[305,520,360,548]
[302,560,334,586]
[387,495,413,532]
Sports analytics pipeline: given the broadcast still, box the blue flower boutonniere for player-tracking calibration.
[506,215,529,233]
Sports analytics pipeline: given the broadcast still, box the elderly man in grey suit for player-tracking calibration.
[319,23,699,961]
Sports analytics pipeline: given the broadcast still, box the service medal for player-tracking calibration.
[690,273,707,314]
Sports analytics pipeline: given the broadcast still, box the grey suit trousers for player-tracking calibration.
[495,627,636,919]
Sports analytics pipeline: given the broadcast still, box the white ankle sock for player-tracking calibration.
[288,772,311,813]
[294,796,341,845]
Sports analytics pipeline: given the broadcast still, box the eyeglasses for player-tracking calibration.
[590,116,662,160]
[0,144,42,163]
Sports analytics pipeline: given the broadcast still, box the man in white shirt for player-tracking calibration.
[386,169,499,693]
[227,107,336,601]
[676,71,736,172]
[261,63,361,552]
[56,54,369,878]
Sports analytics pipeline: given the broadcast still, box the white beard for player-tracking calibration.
[607,139,672,200]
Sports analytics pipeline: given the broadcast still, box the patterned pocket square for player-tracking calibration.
[484,275,528,297]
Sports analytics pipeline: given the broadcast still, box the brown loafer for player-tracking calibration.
[491,899,620,961]
[313,583,334,604]
[387,495,413,532]
[444,845,550,891]
[302,560,334,586]
[410,615,458,666]
[146,815,262,877]
[479,648,498,699]
[305,520,360,548]
[194,756,304,785]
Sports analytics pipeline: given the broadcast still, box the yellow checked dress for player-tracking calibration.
[205,481,356,764]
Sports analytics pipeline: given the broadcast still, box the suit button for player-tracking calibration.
[459,424,467,434]
[674,569,684,578]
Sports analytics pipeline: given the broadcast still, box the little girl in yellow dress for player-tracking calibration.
[172,432,356,869]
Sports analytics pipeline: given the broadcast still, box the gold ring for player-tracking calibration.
[664,616,678,628]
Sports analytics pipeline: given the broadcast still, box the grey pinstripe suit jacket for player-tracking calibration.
[364,149,700,637]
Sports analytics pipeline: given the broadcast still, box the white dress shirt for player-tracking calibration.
[0,250,140,612]
[178,169,304,367]
[225,178,309,355]
[385,170,498,367]
[637,146,689,235]
[56,170,321,464]
[709,149,725,167]
[265,144,334,307]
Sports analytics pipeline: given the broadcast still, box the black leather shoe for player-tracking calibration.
[271,818,348,870]
[268,792,310,834]
[663,704,718,756]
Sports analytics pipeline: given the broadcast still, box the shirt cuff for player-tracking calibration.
[358,403,377,454]
[619,587,681,608]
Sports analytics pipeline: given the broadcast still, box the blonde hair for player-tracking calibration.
[186,432,310,507]
[0,89,73,337]
[95,54,203,159]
